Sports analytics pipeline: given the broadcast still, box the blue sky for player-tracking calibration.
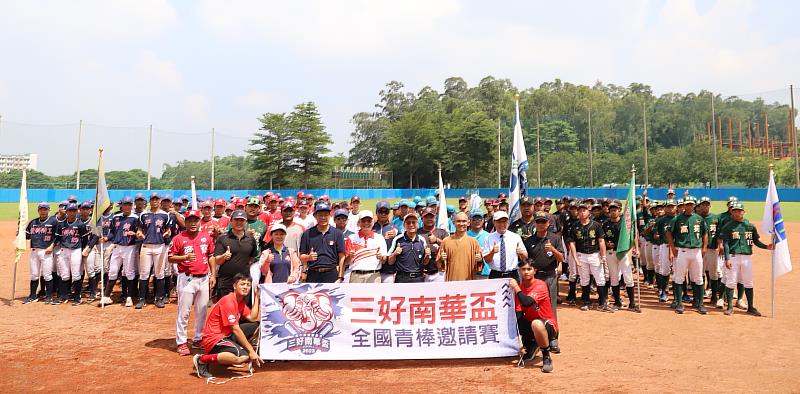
[0,0,798,176]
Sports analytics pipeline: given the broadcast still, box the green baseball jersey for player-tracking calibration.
[699,212,719,246]
[668,213,707,249]
[226,218,267,254]
[636,209,650,234]
[653,215,674,245]
[717,211,732,233]
[719,219,768,259]
[643,217,659,243]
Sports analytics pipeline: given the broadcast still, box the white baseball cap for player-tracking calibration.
[358,210,374,220]
[493,211,509,221]
[270,223,287,233]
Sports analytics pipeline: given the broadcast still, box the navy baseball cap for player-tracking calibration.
[161,194,173,202]
[534,211,549,222]
[67,195,78,203]
[149,192,161,200]
[80,202,92,209]
[314,201,332,212]
[120,196,134,204]
[376,201,390,211]
[38,202,50,209]
[334,208,349,218]
[230,209,247,220]
[59,200,69,208]
[134,193,146,201]
[66,202,79,210]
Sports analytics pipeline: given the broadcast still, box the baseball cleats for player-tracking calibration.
[580,305,590,311]
[191,339,203,349]
[98,296,113,306]
[599,304,615,313]
[125,297,133,307]
[72,298,82,306]
[658,291,668,302]
[135,299,144,309]
[541,355,553,373]
[22,296,38,304]
[87,293,97,302]
[736,299,748,310]
[155,297,165,309]
[177,343,191,356]
[193,354,213,379]
[559,274,568,281]
[696,304,708,315]
[724,307,734,316]
[675,304,685,314]
[746,307,762,317]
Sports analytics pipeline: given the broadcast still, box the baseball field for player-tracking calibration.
[2,208,799,392]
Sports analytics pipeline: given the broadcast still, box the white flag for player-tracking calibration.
[190,176,198,211]
[469,194,482,213]
[436,169,448,231]
[15,170,28,251]
[508,97,528,222]
[761,170,792,279]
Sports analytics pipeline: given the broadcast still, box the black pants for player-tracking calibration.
[208,321,259,356]
[489,269,520,282]
[517,313,558,352]
[395,272,425,283]
[535,269,558,320]
[307,269,338,283]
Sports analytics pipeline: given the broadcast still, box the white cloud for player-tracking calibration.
[184,95,211,125]
[135,50,183,89]
[236,90,280,111]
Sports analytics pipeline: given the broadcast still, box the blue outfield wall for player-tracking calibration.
[2,187,800,203]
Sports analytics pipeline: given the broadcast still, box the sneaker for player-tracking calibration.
[715,299,724,309]
[22,296,38,304]
[682,295,691,303]
[541,355,553,373]
[51,298,62,305]
[567,299,577,306]
[193,354,213,378]
[600,304,615,313]
[736,299,748,310]
[191,339,203,349]
[559,274,568,281]
[724,307,734,316]
[72,298,82,306]
[675,304,685,314]
[746,308,762,317]
[88,294,97,302]
[522,348,537,361]
[125,297,133,307]
[177,343,191,356]
[155,297,165,309]
[580,305,590,311]
[697,304,708,315]
[628,303,641,312]
[44,298,52,305]
[99,296,113,306]
[135,299,144,309]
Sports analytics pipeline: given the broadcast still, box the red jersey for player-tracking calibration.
[168,231,215,275]
[214,215,230,230]
[515,279,558,332]
[199,217,219,238]
[202,292,251,353]
[257,212,273,229]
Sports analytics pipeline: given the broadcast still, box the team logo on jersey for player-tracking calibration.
[227,314,237,323]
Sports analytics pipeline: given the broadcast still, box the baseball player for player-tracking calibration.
[78,201,103,302]
[563,201,581,305]
[566,201,610,312]
[717,197,747,309]
[665,196,708,315]
[602,201,638,312]
[695,197,723,307]
[100,197,140,306]
[192,273,262,379]
[135,193,172,309]
[510,260,557,373]
[23,203,58,304]
[718,202,772,316]
[654,200,676,303]
[171,209,216,356]
[54,202,93,305]
[161,194,182,303]
[49,201,68,300]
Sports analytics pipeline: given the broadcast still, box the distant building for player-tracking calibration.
[0,153,38,172]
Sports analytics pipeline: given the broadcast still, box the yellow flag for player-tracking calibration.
[92,149,112,236]
[15,170,28,251]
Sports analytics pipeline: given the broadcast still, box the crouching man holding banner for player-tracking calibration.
[510,259,557,373]
[194,273,261,379]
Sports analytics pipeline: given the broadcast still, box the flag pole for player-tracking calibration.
[12,170,28,305]
[769,163,776,319]
[632,164,642,313]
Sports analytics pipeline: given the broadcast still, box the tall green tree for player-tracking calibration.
[249,112,299,189]
[291,102,332,189]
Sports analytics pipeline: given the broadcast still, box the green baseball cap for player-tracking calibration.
[665,199,677,206]
[684,195,697,204]
[730,202,744,211]
[699,196,711,204]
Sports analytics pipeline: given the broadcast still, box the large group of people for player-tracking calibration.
[21,188,773,376]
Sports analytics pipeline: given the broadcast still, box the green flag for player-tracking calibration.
[616,171,637,257]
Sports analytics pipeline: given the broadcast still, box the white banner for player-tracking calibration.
[258,279,519,360]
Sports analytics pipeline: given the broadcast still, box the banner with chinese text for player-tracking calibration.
[258,280,519,360]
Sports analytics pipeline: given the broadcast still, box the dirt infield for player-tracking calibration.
[2,220,800,393]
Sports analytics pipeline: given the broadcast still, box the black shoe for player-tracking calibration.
[72,298,82,306]
[88,294,97,302]
[135,299,144,309]
[522,350,536,361]
[51,298,62,305]
[556,296,562,305]
[675,304,685,314]
[724,307,734,316]
[567,299,577,306]
[22,296,38,304]
[541,355,553,373]
[697,304,708,315]
[746,308,762,317]
[193,354,213,379]
[549,339,560,354]
[155,297,165,309]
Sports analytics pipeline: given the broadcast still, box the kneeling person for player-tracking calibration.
[193,273,262,379]
[510,260,558,373]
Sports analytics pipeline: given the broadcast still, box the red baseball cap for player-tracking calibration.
[234,198,246,206]
[214,198,226,206]
[281,202,295,211]
[268,195,278,202]
[185,209,201,219]
[225,203,235,211]
[201,200,213,208]
[306,193,314,200]
[297,191,305,198]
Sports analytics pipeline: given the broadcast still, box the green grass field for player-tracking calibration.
[4,199,798,222]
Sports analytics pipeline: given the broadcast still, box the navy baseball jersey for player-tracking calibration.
[55,219,91,249]
[26,216,58,249]
[138,210,171,244]
[110,213,140,246]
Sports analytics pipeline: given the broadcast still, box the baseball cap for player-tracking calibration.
[731,202,745,210]
[149,192,161,200]
[133,193,145,201]
[214,198,226,206]
[160,194,173,202]
[225,203,235,211]
[398,199,409,207]
[421,207,436,217]
[80,202,92,209]
[297,200,308,207]
[667,188,676,194]
[676,198,684,205]
[470,209,484,219]
[306,193,315,200]
[120,196,134,204]
[665,199,677,206]
[358,210,374,220]
[201,200,213,208]
[520,196,534,205]
[727,197,739,207]
[446,205,456,214]
[608,200,621,209]
[569,201,580,208]
[246,197,260,206]
[38,202,50,209]
[376,201,390,211]
[458,196,467,202]
[534,196,544,204]
[417,200,428,207]
[493,211,509,221]
[408,201,417,209]
[179,195,189,201]
[185,209,201,219]
[230,209,247,220]
[497,192,508,201]
[334,208,349,218]
[413,196,422,204]
[426,196,438,206]
[270,223,288,233]
[66,202,79,211]
[296,191,305,199]
[67,195,78,203]
[233,197,245,206]
[351,195,361,203]
[534,211,549,222]
[404,211,420,221]
[58,200,69,208]
[314,201,332,212]
[699,196,711,204]
[392,202,400,210]
[281,202,295,211]
[684,195,697,204]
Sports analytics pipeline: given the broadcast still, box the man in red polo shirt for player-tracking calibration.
[169,210,216,356]
[510,259,558,373]
[193,272,261,379]
[213,198,230,229]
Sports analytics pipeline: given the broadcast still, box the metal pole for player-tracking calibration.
[710,94,719,188]
[588,109,593,188]
[147,125,153,190]
[211,127,216,191]
[497,118,501,188]
[536,114,541,188]
[791,85,798,187]
[76,120,83,189]
[770,164,776,318]
[643,101,649,186]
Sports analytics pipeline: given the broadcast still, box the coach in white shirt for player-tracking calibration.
[346,210,387,283]
[483,211,527,282]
